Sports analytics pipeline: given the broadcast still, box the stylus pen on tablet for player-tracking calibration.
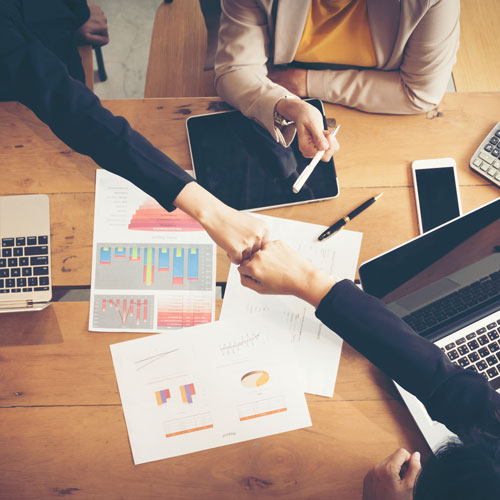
[292,124,340,194]
[318,192,384,241]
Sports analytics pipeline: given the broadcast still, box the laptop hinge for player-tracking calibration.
[0,299,33,310]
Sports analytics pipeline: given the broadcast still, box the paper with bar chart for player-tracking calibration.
[110,319,311,464]
[89,170,216,332]
[221,214,362,397]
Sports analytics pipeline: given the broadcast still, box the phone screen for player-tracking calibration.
[415,166,461,233]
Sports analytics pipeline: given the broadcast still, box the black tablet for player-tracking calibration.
[186,99,339,211]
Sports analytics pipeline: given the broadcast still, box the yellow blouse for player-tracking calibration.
[294,0,377,67]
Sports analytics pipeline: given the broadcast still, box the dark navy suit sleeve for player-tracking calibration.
[316,279,500,439]
[0,6,194,211]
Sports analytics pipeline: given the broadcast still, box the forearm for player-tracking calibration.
[316,280,459,400]
[1,20,193,211]
[307,68,443,114]
[215,0,297,142]
[315,280,500,436]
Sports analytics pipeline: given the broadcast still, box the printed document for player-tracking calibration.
[110,319,311,464]
[221,214,362,397]
[89,170,216,333]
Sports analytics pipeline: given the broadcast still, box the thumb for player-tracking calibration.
[403,452,422,486]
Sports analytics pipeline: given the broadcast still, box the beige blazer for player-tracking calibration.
[214,0,460,144]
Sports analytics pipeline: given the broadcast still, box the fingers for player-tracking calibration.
[402,452,421,486]
[386,448,412,473]
[298,124,339,161]
[86,33,110,46]
[320,131,340,162]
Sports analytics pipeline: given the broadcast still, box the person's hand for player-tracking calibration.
[275,98,339,161]
[202,205,269,264]
[269,68,307,97]
[238,240,336,307]
[362,449,422,500]
[75,2,110,47]
[173,182,268,264]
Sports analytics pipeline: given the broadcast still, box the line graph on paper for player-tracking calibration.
[92,294,154,329]
[219,333,263,357]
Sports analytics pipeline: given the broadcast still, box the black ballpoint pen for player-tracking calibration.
[318,193,384,241]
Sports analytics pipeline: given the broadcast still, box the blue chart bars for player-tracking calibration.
[95,244,212,291]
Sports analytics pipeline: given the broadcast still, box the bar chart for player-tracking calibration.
[155,389,171,406]
[180,383,196,404]
[92,294,154,330]
[95,243,213,291]
[128,198,204,232]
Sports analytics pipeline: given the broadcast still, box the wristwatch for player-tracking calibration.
[273,109,293,127]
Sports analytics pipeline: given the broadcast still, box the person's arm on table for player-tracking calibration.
[215,0,338,160]
[268,0,459,115]
[0,9,267,264]
[238,241,500,438]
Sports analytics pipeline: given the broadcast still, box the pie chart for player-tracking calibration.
[241,370,270,388]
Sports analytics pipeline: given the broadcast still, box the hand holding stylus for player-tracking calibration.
[293,125,340,194]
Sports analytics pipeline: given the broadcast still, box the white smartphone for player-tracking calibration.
[411,158,462,234]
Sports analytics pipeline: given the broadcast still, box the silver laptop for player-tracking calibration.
[359,197,500,450]
[0,194,52,312]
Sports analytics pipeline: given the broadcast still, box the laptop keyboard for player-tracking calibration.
[440,318,500,390]
[403,271,500,334]
[0,236,50,294]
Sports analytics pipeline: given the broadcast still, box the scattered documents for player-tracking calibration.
[89,171,216,332]
[110,318,311,464]
[221,214,362,397]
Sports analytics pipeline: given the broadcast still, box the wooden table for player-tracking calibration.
[0,94,499,500]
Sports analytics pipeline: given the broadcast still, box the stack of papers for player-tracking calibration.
[98,177,363,464]
[111,318,311,464]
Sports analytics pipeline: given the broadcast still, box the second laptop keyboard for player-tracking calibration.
[0,236,50,293]
[403,271,500,334]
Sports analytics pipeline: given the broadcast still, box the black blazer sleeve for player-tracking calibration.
[0,7,194,212]
[316,280,500,439]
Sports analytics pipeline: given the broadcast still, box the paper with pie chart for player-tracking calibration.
[89,170,216,332]
[110,318,311,464]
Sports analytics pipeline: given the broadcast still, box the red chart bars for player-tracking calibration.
[92,294,154,330]
[128,199,204,232]
[157,294,212,329]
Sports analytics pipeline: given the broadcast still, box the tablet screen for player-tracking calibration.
[186,99,339,211]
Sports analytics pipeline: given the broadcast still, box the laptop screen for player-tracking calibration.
[359,198,500,340]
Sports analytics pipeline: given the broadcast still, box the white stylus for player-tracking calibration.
[292,124,340,194]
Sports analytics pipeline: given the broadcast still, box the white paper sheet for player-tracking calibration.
[110,319,311,464]
[89,170,216,332]
[221,214,362,397]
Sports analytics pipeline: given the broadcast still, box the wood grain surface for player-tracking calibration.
[1,93,500,499]
[453,0,500,92]
[1,94,499,286]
